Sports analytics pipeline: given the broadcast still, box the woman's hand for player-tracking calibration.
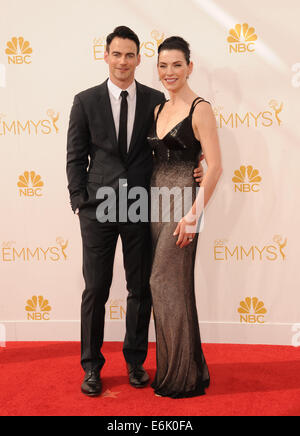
[173,216,197,248]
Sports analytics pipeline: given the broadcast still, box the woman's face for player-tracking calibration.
[158,49,192,92]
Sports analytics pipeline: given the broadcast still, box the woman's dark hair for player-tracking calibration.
[106,26,140,54]
[158,36,191,65]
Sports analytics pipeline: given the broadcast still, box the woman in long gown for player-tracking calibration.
[147,37,223,399]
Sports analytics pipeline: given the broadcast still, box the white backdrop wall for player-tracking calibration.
[0,0,299,345]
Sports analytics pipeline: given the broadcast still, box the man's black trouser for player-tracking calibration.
[79,215,153,372]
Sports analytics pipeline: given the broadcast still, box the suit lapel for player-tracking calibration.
[128,81,149,156]
[98,80,118,149]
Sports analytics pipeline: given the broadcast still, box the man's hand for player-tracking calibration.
[193,154,205,185]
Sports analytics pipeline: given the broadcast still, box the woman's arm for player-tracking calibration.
[174,102,222,248]
[193,101,222,208]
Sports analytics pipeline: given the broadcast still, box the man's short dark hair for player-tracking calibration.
[106,26,140,54]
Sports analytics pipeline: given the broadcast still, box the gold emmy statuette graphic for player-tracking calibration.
[47,109,60,133]
[273,235,287,260]
[17,171,44,197]
[238,297,267,324]
[5,37,33,64]
[227,24,258,53]
[269,100,283,126]
[25,296,52,321]
[151,30,165,48]
[56,237,68,261]
[232,165,262,192]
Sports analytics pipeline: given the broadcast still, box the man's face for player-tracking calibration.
[104,37,141,87]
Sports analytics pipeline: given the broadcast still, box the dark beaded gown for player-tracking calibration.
[147,98,210,398]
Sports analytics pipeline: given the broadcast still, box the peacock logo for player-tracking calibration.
[25,296,52,321]
[228,24,258,43]
[5,37,33,64]
[232,165,262,192]
[238,297,267,324]
[17,171,44,197]
[150,30,165,48]
[269,100,283,126]
[228,23,258,53]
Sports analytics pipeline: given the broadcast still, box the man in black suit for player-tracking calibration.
[67,26,203,397]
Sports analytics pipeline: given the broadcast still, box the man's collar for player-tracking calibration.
[107,79,136,100]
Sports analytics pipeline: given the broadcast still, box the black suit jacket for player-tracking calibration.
[66,79,165,219]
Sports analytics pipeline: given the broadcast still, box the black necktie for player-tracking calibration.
[118,91,129,160]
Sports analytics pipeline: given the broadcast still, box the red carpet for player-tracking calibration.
[0,342,300,416]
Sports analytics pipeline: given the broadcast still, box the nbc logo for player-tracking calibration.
[232,165,262,192]
[17,171,44,197]
[25,296,52,321]
[227,23,258,53]
[238,297,267,324]
[5,37,33,64]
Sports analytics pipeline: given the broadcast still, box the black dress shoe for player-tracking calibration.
[127,363,150,388]
[81,370,102,397]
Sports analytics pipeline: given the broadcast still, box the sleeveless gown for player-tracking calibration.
[147,98,210,398]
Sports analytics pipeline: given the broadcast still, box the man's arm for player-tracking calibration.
[66,95,90,213]
[193,154,205,185]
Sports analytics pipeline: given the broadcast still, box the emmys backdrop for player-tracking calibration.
[0,0,299,345]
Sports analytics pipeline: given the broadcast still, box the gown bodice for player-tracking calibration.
[147,97,209,166]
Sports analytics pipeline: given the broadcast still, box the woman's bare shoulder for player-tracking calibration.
[193,98,214,122]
